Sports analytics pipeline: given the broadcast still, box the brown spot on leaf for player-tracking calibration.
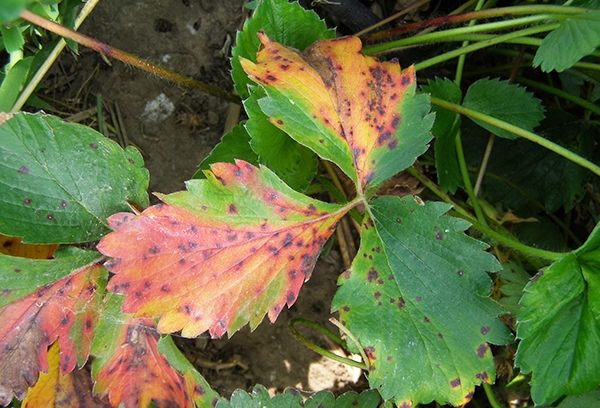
[450,378,461,388]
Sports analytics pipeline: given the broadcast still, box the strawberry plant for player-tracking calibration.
[1,0,600,407]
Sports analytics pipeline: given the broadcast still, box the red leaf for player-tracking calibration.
[0,261,105,404]
[98,160,352,338]
[93,317,195,408]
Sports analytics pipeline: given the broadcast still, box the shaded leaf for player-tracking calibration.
[22,342,108,408]
[421,78,462,193]
[534,11,600,72]
[193,122,258,178]
[0,234,57,259]
[0,112,149,244]
[497,261,531,316]
[463,78,545,140]
[0,0,27,23]
[557,388,600,407]
[245,89,317,191]
[91,295,196,408]
[515,222,600,405]
[0,249,106,404]
[98,160,349,338]
[332,196,511,406]
[241,34,433,192]
[231,0,334,98]
[0,57,33,112]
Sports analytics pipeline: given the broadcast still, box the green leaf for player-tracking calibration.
[0,25,24,53]
[534,11,600,72]
[0,112,149,244]
[193,122,258,178]
[0,57,33,112]
[245,89,317,191]
[332,196,511,406]
[515,222,600,405]
[497,261,531,316]
[421,78,462,193]
[0,0,28,23]
[231,0,334,98]
[557,389,600,407]
[158,336,221,408]
[463,78,545,140]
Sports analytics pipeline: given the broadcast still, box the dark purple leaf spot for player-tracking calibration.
[450,378,461,388]
[60,200,68,208]
[477,344,488,358]
[17,166,29,174]
[89,143,98,149]
[480,326,490,335]
[23,198,32,205]
[228,204,238,214]
[457,270,464,277]
[47,213,55,221]
[415,296,422,302]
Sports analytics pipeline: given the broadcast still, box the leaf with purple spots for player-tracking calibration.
[515,222,600,406]
[0,249,106,405]
[0,112,149,244]
[97,160,353,338]
[240,34,434,194]
[332,196,511,406]
[91,295,211,408]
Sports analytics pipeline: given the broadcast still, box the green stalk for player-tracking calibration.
[456,130,488,225]
[517,77,600,116]
[430,97,600,177]
[483,383,505,408]
[487,48,600,72]
[410,23,559,70]
[364,14,550,54]
[407,167,565,261]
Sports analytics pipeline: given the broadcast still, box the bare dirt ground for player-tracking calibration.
[49,0,363,398]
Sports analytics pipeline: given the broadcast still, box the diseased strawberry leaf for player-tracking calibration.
[91,295,198,408]
[241,34,433,193]
[231,0,334,99]
[515,222,600,405]
[332,196,511,406]
[0,249,106,405]
[0,112,149,244]
[97,160,350,338]
[22,342,108,408]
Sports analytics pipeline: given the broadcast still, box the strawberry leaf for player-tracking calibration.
[0,249,106,404]
[91,295,198,408]
[515,223,600,405]
[332,196,511,406]
[231,0,334,99]
[22,342,107,407]
[241,34,434,193]
[0,112,149,244]
[97,160,350,338]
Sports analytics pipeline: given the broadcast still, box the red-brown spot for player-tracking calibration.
[450,378,461,388]
[18,165,30,174]
[477,344,488,358]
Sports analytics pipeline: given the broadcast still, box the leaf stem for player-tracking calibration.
[517,77,600,116]
[407,167,566,261]
[410,23,559,70]
[288,318,367,370]
[362,4,585,43]
[455,130,488,225]
[483,383,504,408]
[18,10,240,104]
[430,97,600,177]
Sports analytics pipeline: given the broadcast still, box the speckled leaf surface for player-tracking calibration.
[515,223,600,405]
[22,342,108,408]
[241,34,433,192]
[0,249,106,405]
[231,0,334,99]
[97,160,348,338]
[0,112,149,244]
[91,295,198,408]
[332,196,511,407]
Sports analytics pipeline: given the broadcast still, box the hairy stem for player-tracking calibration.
[19,10,240,104]
[430,97,600,177]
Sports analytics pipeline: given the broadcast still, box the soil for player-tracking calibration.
[50,0,363,398]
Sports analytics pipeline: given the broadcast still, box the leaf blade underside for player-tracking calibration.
[241,34,433,193]
[332,196,511,406]
[97,160,348,338]
[0,249,106,405]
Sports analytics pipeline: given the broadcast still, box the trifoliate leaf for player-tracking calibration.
[421,78,462,193]
[0,112,149,244]
[97,160,350,338]
[332,196,511,406]
[0,249,106,404]
[515,222,600,405]
[463,78,544,140]
[241,34,433,193]
[534,11,600,72]
[245,89,317,191]
[231,0,334,98]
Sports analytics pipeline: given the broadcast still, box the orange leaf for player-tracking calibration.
[98,160,352,338]
[0,234,57,259]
